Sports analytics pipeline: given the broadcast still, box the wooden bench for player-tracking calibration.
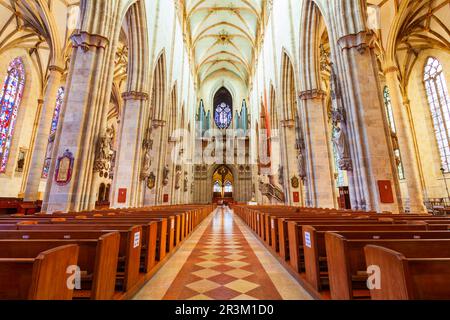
[0,244,78,300]
[364,245,450,299]
[303,227,450,292]
[325,234,450,299]
[0,233,120,300]
[0,226,143,293]
[1,218,165,265]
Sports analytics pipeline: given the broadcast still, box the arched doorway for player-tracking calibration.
[212,165,234,205]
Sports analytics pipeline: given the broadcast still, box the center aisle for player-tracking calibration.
[134,207,313,300]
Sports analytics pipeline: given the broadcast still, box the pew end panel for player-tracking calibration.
[30,244,79,300]
[91,232,120,300]
[325,232,353,300]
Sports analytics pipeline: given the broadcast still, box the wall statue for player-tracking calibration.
[175,166,182,190]
[184,172,188,192]
[297,150,306,180]
[163,165,170,186]
[278,165,284,186]
[93,126,114,173]
[330,65,353,171]
[140,128,153,181]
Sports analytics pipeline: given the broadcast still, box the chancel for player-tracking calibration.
[0,0,449,301]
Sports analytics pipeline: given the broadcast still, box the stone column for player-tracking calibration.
[143,120,166,205]
[24,66,63,201]
[300,89,336,208]
[42,32,112,213]
[334,31,400,213]
[280,119,300,206]
[385,67,426,212]
[111,91,148,208]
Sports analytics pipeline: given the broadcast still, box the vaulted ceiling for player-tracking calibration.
[178,0,268,87]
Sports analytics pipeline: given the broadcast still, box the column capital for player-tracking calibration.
[383,65,400,74]
[280,119,295,128]
[71,32,109,52]
[122,91,149,101]
[299,89,326,100]
[337,31,375,54]
[48,65,65,74]
[152,119,166,128]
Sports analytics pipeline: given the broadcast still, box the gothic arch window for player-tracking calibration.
[424,57,450,172]
[42,87,64,178]
[383,86,405,180]
[213,181,222,193]
[214,87,232,129]
[224,180,233,193]
[0,57,25,173]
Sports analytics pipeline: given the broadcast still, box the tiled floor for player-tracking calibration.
[134,207,313,300]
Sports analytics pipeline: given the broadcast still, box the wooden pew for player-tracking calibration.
[2,219,165,267]
[0,226,142,293]
[0,233,120,300]
[285,220,417,270]
[0,204,214,300]
[0,244,78,300]
[325,234,450,299]
[364,245,450,300]
[302,227,450,292]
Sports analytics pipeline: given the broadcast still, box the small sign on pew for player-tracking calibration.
[271,219,275,229]
[134,232,141,248]
[171,219,175,230]
[304,232,312,248]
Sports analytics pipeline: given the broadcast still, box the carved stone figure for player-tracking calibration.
[278,165,284,186]
[297,151,306,180]
[330,65,353,171]
[333,125,353,170]
[94,127,114,172]
[184,172,188,192]
[162,165,170,186]
[140,128,153,181]
[175,166,182,190]
[147,172,156,189]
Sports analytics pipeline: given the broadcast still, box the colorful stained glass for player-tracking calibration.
[42,87,64,178]
[214,102,232,129]
[424,57,450,172]
[0,57,25,173]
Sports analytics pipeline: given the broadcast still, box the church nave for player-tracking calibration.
[134,207,312,300]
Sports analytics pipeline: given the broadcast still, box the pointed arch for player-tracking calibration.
[280,51,297,121]
[42,86,65,178]
[168,83,178,134]
[269,84,278,130]
[424,57,450,172]
[0,57,25,173]
[213,87,233,129]
[151,51,167,121]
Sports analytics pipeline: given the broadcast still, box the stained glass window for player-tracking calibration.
[214,102,232,129]
[214,87,233,129]
[424,57,450,172]
[224,181,233,193]
[42,87,64,178]
[0,57,25,173]
[383,86,405,180]
[213,181,222,193]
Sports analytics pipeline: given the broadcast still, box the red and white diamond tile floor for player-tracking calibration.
[134,207,313,300]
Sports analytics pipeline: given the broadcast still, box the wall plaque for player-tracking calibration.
[378,180,394,204]
[118,188,127,203]
[55,150,74,186]
[293,192,300,203]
